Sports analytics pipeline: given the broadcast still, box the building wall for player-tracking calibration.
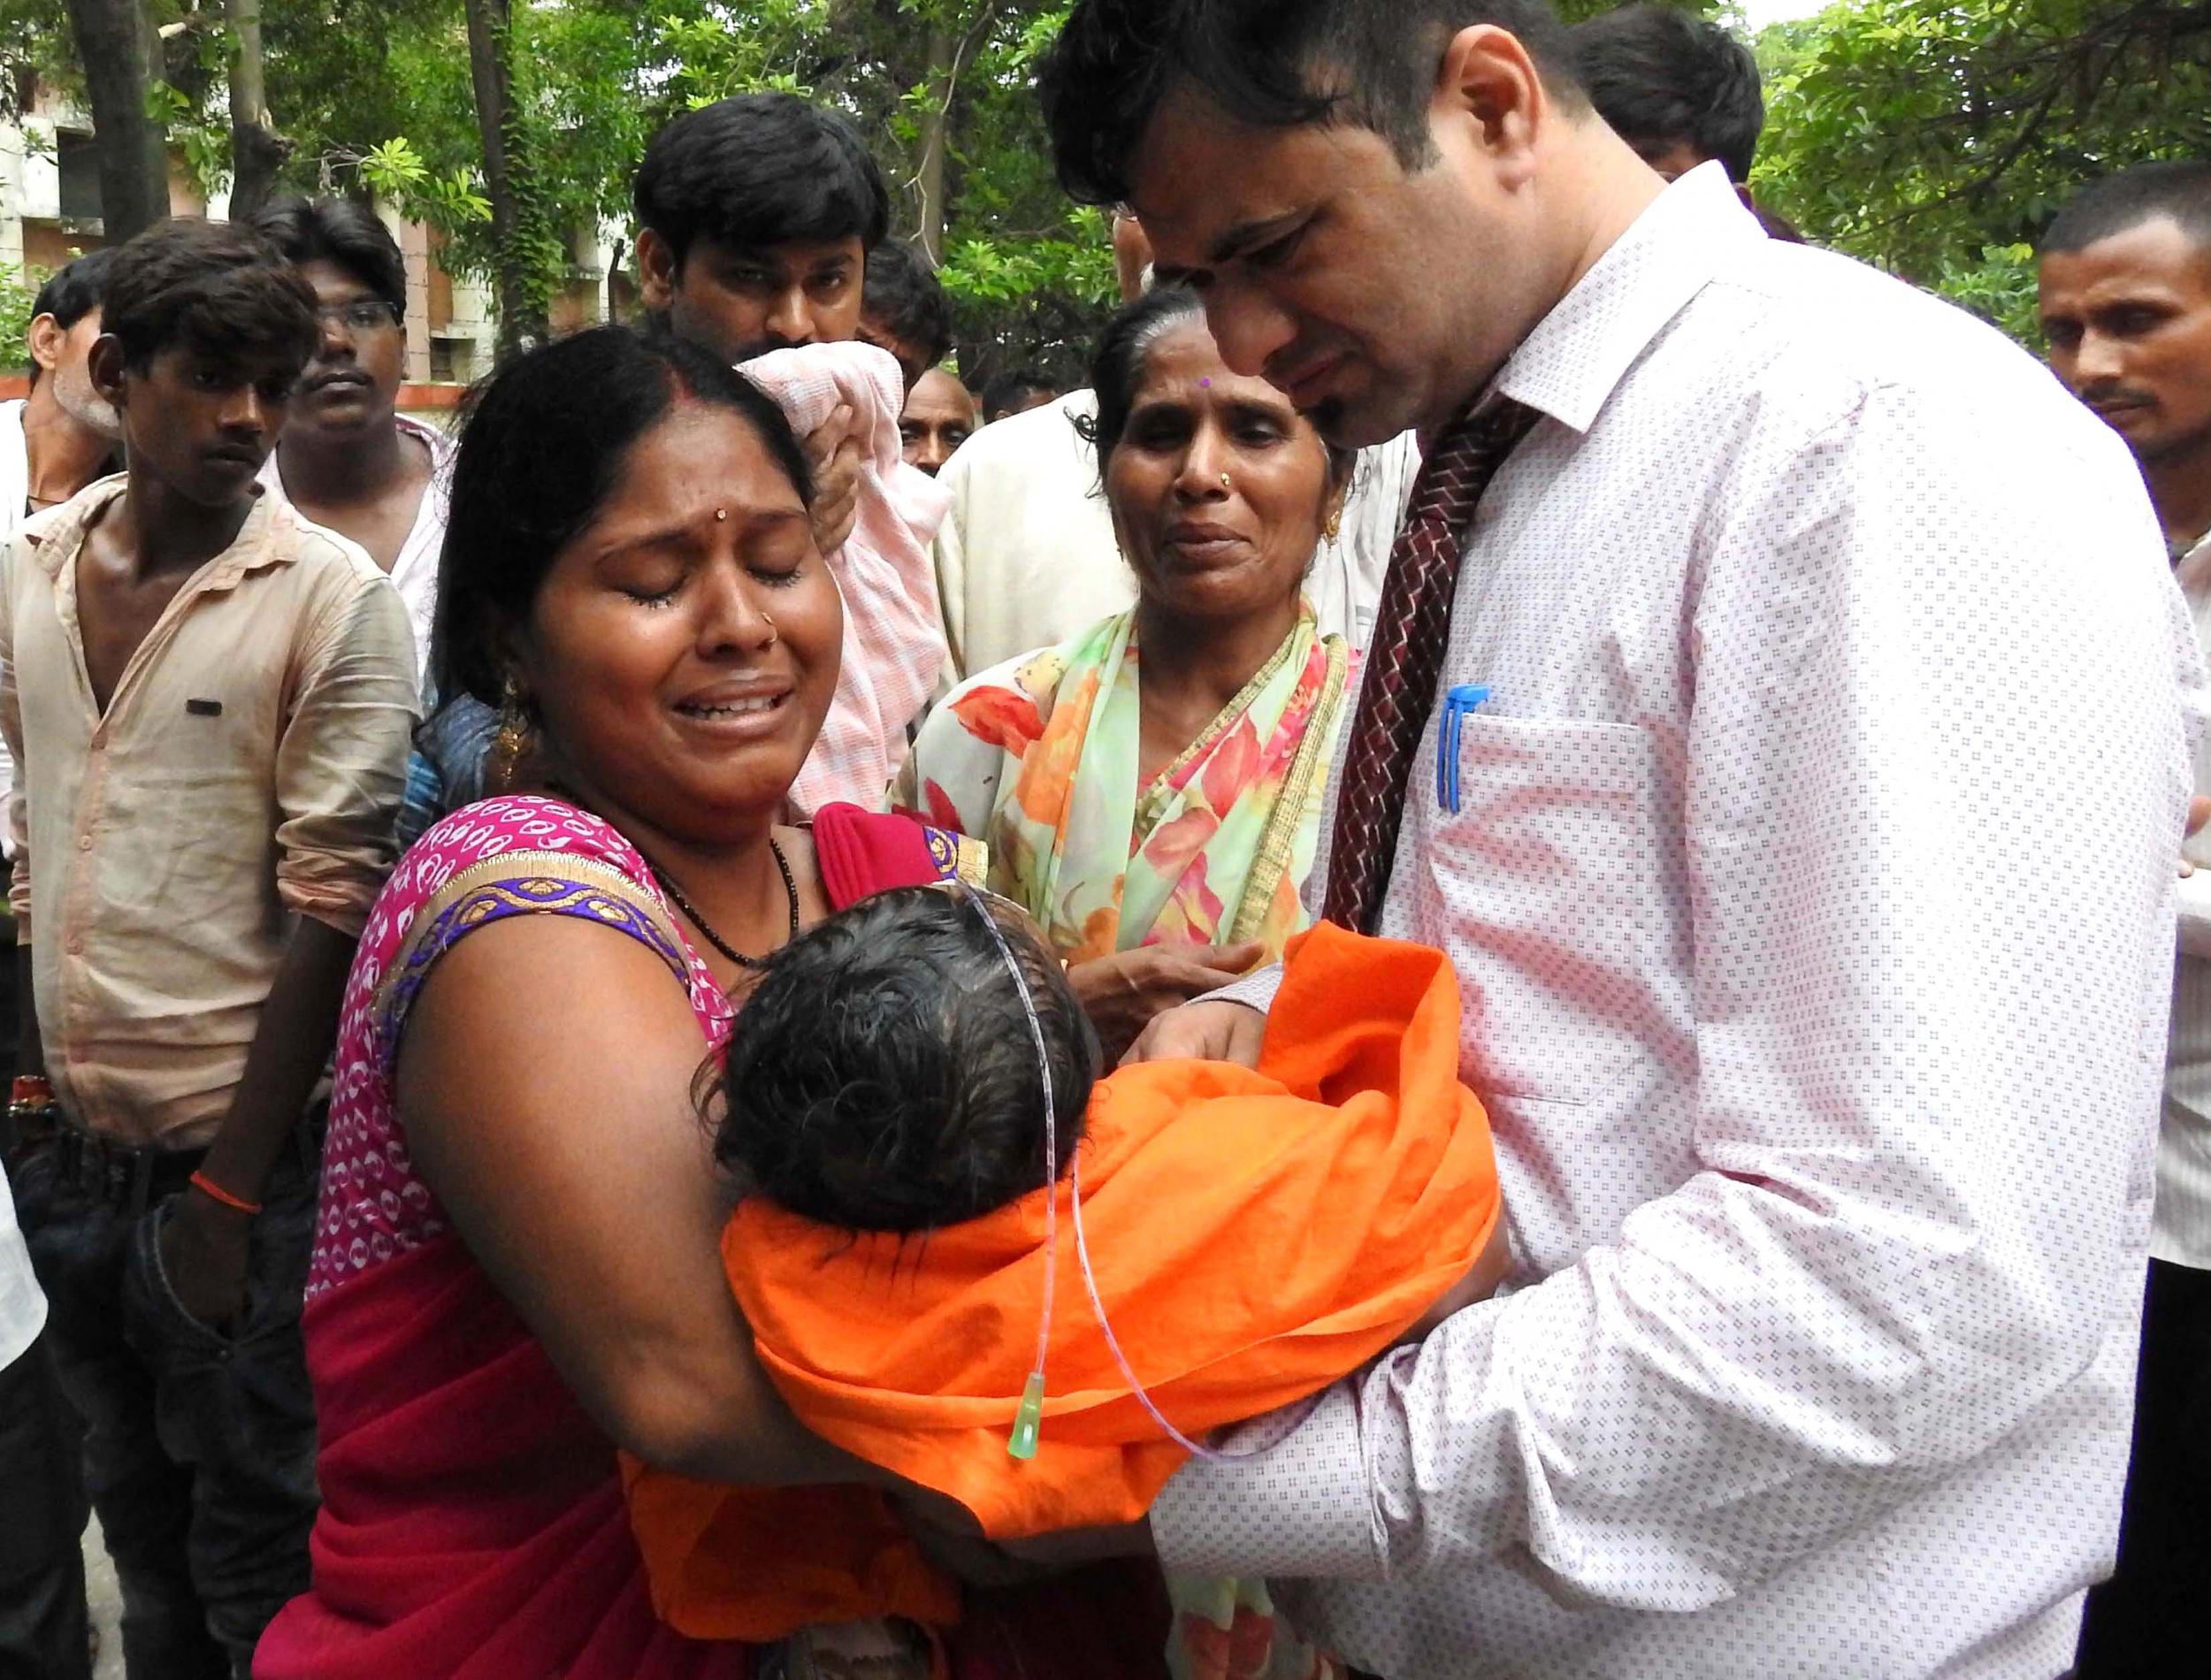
[0,77,591,379]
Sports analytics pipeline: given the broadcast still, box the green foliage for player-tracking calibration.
[1755,0,2211,343]
[0,260,39,369]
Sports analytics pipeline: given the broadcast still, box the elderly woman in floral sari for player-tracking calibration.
[900,286,1358,1062]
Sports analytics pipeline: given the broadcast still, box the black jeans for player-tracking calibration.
[2075,1256,2211,1679]
[0,1325,91,1680]
[13,1125,320,1680]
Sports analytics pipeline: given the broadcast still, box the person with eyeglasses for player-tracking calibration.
[255,195,451,682]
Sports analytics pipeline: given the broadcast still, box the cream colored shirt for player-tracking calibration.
[2163,525,2211,1269]
[1,478,417,1148]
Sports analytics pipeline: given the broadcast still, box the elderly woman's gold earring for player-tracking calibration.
[491,676,534,790]
[1323,507,1343,542]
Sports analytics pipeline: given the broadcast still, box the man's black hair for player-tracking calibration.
[98,218,318,379]
[432,324,813,710]
[632,93,891,267]
[861,240,954,370]
[1571,4,1763,183]
[981,368,1058,422]
[1040,0,1587,209]
[254,195,409,317]
[2044,162,2211,261]
[26,247,119,388]
[717,886,1098,1234]
[32,247,117,333]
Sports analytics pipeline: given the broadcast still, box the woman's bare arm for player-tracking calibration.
[394,912,856,1486]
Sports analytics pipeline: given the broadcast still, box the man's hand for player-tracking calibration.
[805,404,861,556]
[1067,943,1264,1065]
[157,1191,253,1329]
[2183,795,2210,878]
[1120,997,1269,1070]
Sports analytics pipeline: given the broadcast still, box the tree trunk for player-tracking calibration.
[462,0,546,358]
[913,24,954,265]
[224,0,289,220]
[60,0,168,242]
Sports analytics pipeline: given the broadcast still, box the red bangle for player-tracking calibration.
[187,1170,263,1216]
[11,1073,52,1107]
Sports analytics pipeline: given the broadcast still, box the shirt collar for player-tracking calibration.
[1495,162,1763,435]
[23,475,293,588]
[2175,525,2211,594]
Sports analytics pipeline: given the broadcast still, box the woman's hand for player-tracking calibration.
[1067,942,1265,1064]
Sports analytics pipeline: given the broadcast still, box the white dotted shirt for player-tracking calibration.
[1154,164,2203,1678]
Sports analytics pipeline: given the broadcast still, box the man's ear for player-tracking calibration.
[1431,23,1551,185]
[27,313,65,378]
[87,334,129,411]
[635,226,680,311]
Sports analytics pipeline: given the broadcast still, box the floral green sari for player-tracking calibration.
[899,605,1353,964]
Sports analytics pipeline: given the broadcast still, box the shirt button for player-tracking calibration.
[77,835,91,851]
[65,937,81,955]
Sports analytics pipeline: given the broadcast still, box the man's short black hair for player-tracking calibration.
[982,368,1057,422]
[861,241,954,370]
[632,93,891,267]
[1571,4,1763,183]
[2044,162,2211,261]
[1040,0,1587,209]
[27,248,119,388]
[99,218,319,378]
[254,195,409,317]
[32,247,118,333]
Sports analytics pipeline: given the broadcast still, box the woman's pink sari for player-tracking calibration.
[256,796,1166,1678]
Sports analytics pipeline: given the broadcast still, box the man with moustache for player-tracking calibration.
[1004,4,2200,1676]
[2041,160,2211,1680]
[256,197,448,683]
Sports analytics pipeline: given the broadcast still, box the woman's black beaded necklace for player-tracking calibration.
[646,838,799,971]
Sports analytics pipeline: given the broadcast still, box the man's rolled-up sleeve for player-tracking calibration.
[274,571,418,936]
[1153,385,2199,1607]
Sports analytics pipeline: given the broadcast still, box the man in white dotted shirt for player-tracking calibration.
[2040,161,2211,1680]
[1021,4,2201,1676]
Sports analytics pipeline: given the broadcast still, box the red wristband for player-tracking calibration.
[188,1170,263,1217]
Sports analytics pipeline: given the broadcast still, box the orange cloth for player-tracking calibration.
[624,922,1498,1641]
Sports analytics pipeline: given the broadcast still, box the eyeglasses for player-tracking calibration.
[316,299,403,334]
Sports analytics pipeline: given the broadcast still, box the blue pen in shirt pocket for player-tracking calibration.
[1435,684,1492,814]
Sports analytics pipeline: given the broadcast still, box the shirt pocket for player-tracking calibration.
[1409,712,1671,1107]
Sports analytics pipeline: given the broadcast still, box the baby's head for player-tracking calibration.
[716,885,1099,1233]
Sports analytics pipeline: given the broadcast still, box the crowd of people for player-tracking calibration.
[0,2,2204,1678]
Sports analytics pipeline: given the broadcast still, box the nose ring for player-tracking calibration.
[1220,472,1232,490]
[761,614,778,647]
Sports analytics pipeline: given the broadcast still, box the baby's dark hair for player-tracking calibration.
[716,886,1098,1233]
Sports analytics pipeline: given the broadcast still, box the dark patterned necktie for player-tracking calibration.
[1322,397,1541,934]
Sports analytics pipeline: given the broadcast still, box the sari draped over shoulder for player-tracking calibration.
[899,607,1353,963]
[253,797,1113,1680]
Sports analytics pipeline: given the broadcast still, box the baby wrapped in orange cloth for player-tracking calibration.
[624,889,1503,1676]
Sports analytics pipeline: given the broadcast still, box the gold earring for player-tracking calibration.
[1323,508,1343,542]
[491,676,534,790]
